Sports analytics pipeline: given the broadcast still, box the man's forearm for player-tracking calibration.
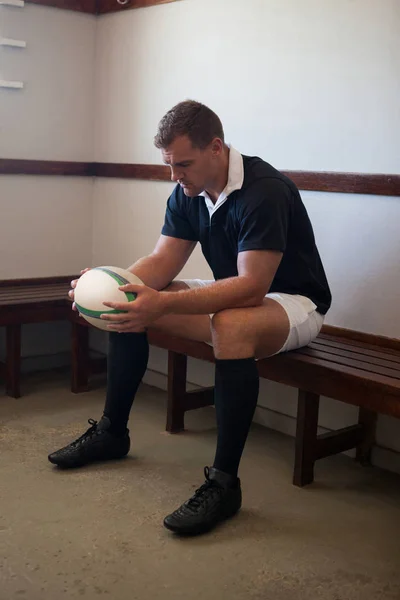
[127,255,174,291]
[160,277,265,315]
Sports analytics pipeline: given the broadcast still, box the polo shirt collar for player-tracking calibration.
[199,145,244,217]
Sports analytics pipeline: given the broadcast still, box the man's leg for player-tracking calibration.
[48,328,150,468]
[48,281,205,468]
[103,281,212,434]
[102,330,149,435]
[153,297,289,478]
[210,299,290,478]
[162,299,290,535]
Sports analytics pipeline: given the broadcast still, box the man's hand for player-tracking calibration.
[69,268,91,311]
[101,284,166,332]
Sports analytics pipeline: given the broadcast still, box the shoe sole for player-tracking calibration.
[48,449,130,469]
[163,504,241,536]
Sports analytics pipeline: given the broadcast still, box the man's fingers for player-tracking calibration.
[70,269,90,311]
[119,284,142,293]
[102,301,132,311]
[100,312,129,322]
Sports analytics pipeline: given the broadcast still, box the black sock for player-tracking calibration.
[103,332,149,435]
[213,357,259,478]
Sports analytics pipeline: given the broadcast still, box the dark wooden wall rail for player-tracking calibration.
[1,159,399,197]
[25,0,181,14]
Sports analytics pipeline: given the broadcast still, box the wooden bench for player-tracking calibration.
[0,276,74,398]
[72,319,400,487]
[149,328,400,486]
[2,278,399,488]
[0,276,104,397]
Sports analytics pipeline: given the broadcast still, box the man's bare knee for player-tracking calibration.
[211,309,255,358]
[211,309,252,344]
[212,309,238,333]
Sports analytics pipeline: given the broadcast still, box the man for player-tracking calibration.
[49,100,331,536]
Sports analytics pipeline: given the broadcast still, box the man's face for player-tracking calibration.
[161,135,219,197]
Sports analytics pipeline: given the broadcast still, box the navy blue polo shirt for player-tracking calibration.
[161,152,332,315]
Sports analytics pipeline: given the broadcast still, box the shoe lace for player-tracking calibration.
[71,419,99,447]
[186,467,224,511]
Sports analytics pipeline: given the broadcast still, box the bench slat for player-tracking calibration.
[298,347,400,380]
[310,341,400,369]
[0,285,70,306]
[0,284,69,295]
[309,336,400,368]
[0,291,69,301]
[321,325,400,352]
[0,275,76,288]
[0,286,69,296]
[317,333,400,357]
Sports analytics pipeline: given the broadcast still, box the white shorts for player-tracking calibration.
[181,279,325,355]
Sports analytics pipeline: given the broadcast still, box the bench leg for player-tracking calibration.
[166,351,187,433]
[71,320,90,393]
[5,324,21,398]
[356,407,377,465]
[293,390,320,487]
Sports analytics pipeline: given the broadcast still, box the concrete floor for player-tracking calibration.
[1,370,400,600]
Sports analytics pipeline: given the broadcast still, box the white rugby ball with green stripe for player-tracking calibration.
[74,266,143,331]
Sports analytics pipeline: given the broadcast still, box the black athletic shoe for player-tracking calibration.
[163,466,242,536]
[48,416,130,469]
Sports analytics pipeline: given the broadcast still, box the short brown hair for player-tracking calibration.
[154,100,225,150]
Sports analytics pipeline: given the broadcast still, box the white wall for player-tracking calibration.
[0,5,96,363]
[95,0,399,171]
[92,0,400,474]
[0,4,95,160]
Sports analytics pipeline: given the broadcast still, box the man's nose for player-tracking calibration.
[170,167,182,182]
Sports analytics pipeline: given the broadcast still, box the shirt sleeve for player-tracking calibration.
[161,186,198,242]
[238,178,292,253]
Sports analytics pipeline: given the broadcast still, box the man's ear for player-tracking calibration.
[211,138,224,157]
